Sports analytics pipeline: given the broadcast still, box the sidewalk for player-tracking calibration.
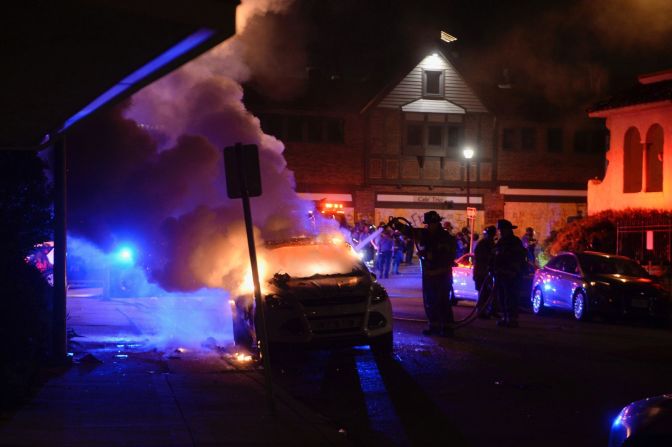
[0,340,349,447]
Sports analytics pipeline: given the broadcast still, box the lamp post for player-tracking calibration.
[463,147,475,254]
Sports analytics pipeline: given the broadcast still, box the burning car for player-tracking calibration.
[231,237,393,354]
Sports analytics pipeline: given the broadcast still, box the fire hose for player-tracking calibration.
[380,216,496,330]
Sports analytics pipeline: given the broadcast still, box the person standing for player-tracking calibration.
[391,230,405,274]
[416,211,457,337]
[377,227,394,279]
[493,219,527,328]
[521,227,537,265]
[473,225,497,318]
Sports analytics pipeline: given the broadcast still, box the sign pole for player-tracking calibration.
[232,143,275,415]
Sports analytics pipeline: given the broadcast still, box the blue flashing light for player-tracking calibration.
[115,245,135,265]
[60,28,217,132]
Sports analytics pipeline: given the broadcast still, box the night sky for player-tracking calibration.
[244,0,672,112]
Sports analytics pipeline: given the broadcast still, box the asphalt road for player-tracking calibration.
[271,264,672,447]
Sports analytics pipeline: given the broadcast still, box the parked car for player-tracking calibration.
[610,393,672,446]
[232,238,393,355]
[451,253,536,306]
[530,251,671,321]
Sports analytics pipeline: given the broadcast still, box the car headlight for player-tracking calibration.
[370,283,389,304]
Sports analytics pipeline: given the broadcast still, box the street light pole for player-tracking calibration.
[463,147,475,254]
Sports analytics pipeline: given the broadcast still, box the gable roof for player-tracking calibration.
[366,50,488,114]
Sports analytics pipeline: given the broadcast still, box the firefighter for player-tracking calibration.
[493,219,527,328]
[416,211,457,337]
[473,225,497,318]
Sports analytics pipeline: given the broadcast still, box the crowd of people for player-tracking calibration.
[350,212,537,335]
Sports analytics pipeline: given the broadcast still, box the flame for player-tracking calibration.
[234,352,253,363]
[239,257,269,295]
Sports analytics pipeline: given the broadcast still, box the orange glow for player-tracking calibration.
[233,352,253,363]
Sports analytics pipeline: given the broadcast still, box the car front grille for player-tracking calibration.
[300,295,368,307]
[308,313,364,334]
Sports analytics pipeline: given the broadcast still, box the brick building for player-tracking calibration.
[246,43,605,241]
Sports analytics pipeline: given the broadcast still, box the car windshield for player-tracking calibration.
[577,254,649,277]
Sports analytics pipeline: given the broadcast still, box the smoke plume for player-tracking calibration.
[67,0,332,298]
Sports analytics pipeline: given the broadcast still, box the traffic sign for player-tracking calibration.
[466,207,477,218]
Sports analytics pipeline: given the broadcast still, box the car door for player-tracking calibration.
[555,254,581,309]
[539,256,563,307]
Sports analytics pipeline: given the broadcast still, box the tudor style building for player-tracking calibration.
[247,42,604,241]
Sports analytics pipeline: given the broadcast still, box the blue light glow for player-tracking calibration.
[115,245,135,265]
[60,28,217,132]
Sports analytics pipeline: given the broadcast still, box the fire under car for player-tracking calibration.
[231,237,393,355]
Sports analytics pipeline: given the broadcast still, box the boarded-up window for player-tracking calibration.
[547,128,563,152]
[645,124,664,192]
[623,127,642,193]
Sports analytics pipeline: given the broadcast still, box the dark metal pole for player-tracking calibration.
[53,137,68,361]
[236,144,275,415]
[466,159,470,207]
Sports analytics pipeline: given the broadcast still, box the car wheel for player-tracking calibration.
[573,291,590,321]
[449,287,459,306]
[370,332,393,357]
[532,288,545,315]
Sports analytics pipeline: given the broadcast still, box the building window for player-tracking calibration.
[423,70,444,97]
[623,126,642,193]
[521,127,536,151]
[306,117,323,142]
[326,118,344,144]
[645,124,664,192]
[403,115,463,157]
[406,123,423,147]
[427,125,443,147]
[260,114,284,139]
[547,128,563,153]
[287,116,303,142]
[502,128,516,151]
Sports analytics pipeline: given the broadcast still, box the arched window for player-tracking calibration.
[645,124,664,192]
[623,127,642,193]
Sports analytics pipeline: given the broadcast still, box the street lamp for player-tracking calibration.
[463,147,475,253]
[463,147,474,206]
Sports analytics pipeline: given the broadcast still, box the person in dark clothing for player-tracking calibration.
[404,236,415,264]
[473,225,497,318]
[521,227,537,265]
[391,231,405,274]
[377,228,394,278]
[493,219,527,328]
[415,210,457,337]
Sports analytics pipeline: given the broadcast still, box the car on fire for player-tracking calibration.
[530,251,671,322]
[231,237,393,354]
[451,253,536,306]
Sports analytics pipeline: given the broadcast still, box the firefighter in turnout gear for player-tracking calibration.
[416,211,457,337]
[493,219,527,328]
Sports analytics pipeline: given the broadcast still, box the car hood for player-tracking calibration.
[269,273,373,300]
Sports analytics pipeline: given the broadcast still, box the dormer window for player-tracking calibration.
[423,70,444,98]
